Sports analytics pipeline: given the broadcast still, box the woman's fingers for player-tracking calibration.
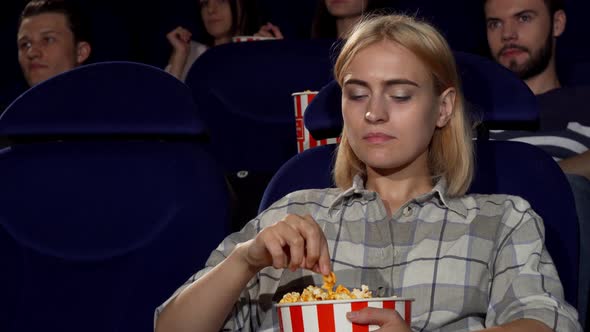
[255,27,273,38]
[255,23,283,39]
[287,215,331,273]
[297,215,322,269]
[263,230,289,269]
[248,214,331,274]
[267,24,284,39]
[346,308,410,331]
[166,26,192,51]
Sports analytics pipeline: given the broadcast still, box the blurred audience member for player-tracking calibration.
[311,0,391,39]
[485,0,590,326]
[17,0,92,87]
[166,0,281,81]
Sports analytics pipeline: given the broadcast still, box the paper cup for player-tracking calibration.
[277,296,413,332]
[232,35,276,42]
[292,91,340,154]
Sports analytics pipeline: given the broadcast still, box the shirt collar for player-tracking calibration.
[329,174,468,218]
[328,174,374,212]
[426,177,468,218]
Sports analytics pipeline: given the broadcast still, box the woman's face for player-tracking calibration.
[325,0,368,19]
[200,0,233,41]
[341,40,453,173]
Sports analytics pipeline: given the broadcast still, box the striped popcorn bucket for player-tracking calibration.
[277,297,413,332]
[232,35,276,42]
[292,91,340,153]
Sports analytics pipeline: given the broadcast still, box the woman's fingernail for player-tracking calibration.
[346,311,358,319]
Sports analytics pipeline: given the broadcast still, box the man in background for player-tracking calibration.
[485,0,590,327]
[17,0,92,87]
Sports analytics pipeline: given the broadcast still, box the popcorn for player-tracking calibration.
[279,272,372,303]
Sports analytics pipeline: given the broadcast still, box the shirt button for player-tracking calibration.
[402,206,412,217]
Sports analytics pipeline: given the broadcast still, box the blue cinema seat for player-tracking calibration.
[393,0,488,54]
[259,52,580,311]
[0,62,231,332]
[185,38,338,228]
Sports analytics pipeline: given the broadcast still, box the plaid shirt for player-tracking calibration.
[156,176,581,331]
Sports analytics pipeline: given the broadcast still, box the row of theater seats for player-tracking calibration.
[0,41,583,330]
[2,0,590,110]
[0,62,232,332]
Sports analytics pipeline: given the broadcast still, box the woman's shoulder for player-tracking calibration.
[189,41,209,56]
[256,188,343,222]
[265,187,343,210]
[467,193,533,209]
[459,192,539,224]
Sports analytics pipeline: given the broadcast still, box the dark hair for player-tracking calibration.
[484,0,565,16]
[19,0,91,44]
[197,0,260,46]
[543,0,565,15]
[311,0,392,39]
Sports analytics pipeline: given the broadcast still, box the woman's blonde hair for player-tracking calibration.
[333,14,474,197]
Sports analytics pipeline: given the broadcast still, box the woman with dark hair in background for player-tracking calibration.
[165,0,275,81]
[311,0,391,39]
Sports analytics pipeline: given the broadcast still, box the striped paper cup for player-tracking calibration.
[232,35,276,42]
[292,91,340,153]
[277,296,413,332]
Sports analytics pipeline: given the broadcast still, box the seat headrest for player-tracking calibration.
[0,61,205,137]
[305,51,539,139]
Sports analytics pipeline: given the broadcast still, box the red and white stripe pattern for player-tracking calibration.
[232,36,275,42]
[292,91,340,154]
[278,299,412,332]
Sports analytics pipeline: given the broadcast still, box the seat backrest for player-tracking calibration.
[256,0,319,39]
[185,39,337,227]
[0,62,231,332]
[393,0,488,53]
[259,52,579,308]
[185,39,337,174]
[557,0,590,68]
[1,61,204,137]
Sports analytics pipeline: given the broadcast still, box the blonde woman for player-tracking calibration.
[155,14,581,332]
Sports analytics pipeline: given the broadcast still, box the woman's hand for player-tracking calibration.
[254,22,284,39]
[237,214,331,275]
[166,26,192,57]
[346,308,412,332]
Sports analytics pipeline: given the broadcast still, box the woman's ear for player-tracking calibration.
[436,87,455,128]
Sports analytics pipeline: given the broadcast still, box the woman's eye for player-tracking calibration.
[350,95,367,100]
[392,95,411,102]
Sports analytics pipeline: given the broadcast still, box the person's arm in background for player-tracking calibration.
[559,150,590,180]
[165,26,192,80]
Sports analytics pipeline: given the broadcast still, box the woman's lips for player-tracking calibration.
[363,132,394,144]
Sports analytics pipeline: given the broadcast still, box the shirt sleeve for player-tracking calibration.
[486,199,582,331]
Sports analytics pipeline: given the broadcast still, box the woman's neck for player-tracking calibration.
[365,156,433,216]
[214,36,232,46]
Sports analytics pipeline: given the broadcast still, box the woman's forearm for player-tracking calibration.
[155,244,256,332]
[165,52,189,80]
